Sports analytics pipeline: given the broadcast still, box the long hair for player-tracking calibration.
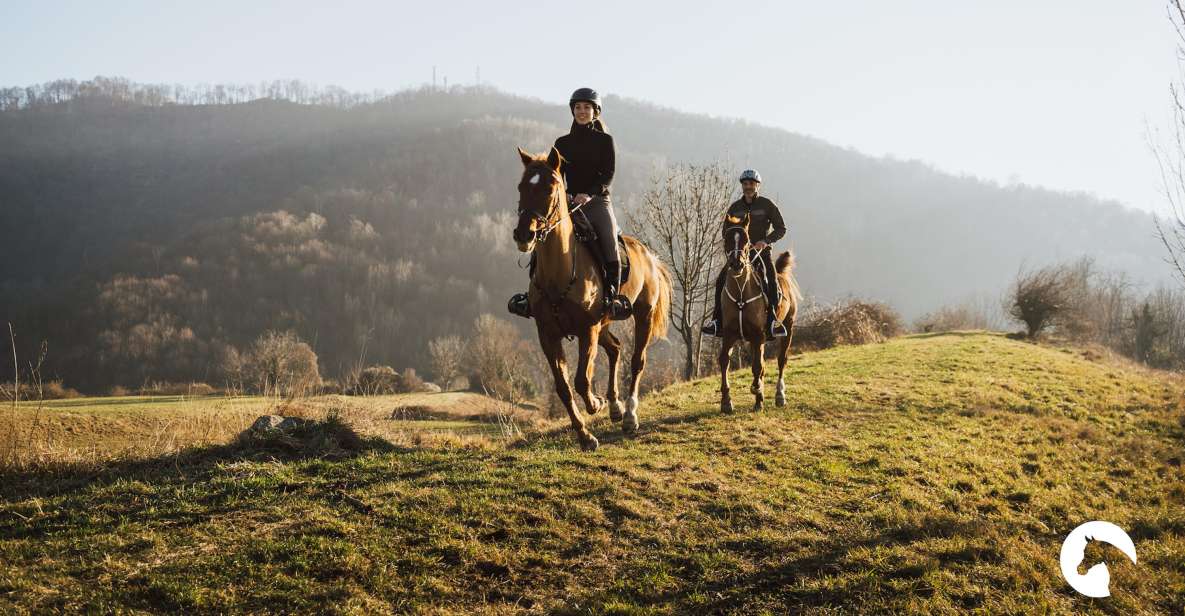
[571,111,607,133]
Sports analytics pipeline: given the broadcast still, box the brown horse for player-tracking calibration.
[513,147,672,451]
[718,211,800,413]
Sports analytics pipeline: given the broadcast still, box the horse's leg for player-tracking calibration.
[538,328,597,452]
[776,321,792,407]
[574,327,606,419]
[623,304,653,434]
[719,333,734,414]
[750,339,765,411]
[599,329,624,422]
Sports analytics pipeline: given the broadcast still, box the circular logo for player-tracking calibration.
[1060,520,1138,598]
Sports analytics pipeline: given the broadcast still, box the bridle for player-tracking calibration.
[517,169,589,246]
[518,187,563,244]
[517,168,583,318]
[723,224,766,339]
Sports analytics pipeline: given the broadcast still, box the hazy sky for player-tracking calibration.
[2,0,1180,212]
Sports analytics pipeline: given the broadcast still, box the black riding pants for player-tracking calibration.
[526,196,620,279]
[580,195,620,264]
[713,247,778,321]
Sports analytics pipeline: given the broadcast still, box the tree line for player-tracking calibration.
[0,77,1174,393]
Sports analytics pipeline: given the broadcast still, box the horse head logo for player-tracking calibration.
[1059,521,1137,598]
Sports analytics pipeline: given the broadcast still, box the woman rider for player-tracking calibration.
[507,87,632,320]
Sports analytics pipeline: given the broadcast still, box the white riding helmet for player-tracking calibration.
[739,169,762,183]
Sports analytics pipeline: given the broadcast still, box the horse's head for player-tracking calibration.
[513,146,565,252]
[724,212,751,272]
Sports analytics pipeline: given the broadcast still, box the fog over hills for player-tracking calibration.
[0,79,1169,388]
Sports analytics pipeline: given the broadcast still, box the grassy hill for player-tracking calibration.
[1,332,1182,614]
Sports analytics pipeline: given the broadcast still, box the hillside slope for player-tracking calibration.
[0,84,1172,390]
[1,332,1182,614]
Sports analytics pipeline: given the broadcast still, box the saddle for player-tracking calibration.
[572,209,630,285]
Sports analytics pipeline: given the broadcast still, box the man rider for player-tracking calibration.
[701,169,789,338]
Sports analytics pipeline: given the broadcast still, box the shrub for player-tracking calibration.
[795,299,903,350]
[136,381,216,396]
[465,314,537,401]
[316,379,344,395]
[396,367,425,393]
[428,336,465,391]
[347,365,399,395]
[1008,264,1074,338]
[913,298,1000,333]
[0,380,82,401]
[246,330,321,396]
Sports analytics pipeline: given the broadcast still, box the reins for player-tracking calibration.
[723,226,767,339]
[520,175,583,319]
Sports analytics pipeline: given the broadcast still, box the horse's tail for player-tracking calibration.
[650,254,672,341]
[776,250,803,303]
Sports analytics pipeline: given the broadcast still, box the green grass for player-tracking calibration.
[1,332,1182,614]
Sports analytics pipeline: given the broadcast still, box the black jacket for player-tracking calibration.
[723,195,786,244]
[554,122,615,197]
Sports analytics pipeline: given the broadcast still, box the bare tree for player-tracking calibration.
[1154,0,1185,285]
[428,335,465,390]
[628,162,733,379]
[465,314,535,402]
[7,323,17,407]
[246,330,321,397]
[1008,264,1074,338]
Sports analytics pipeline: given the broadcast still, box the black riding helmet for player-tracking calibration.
[569,87,601,114]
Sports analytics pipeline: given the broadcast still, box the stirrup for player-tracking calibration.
[701,319,721,338]
[604,295,632,320]
[769,320,788,338]
[507,292,532,319]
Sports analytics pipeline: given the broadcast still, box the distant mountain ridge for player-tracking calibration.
[0,79,1170,387]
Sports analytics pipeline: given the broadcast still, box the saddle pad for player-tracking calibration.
[571,211,630,285]
[618,235,630,284]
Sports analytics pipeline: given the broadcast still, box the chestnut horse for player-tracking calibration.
[718,211,800,413]
[513,147,671,451]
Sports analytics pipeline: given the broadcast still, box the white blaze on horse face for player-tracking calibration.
[529,173,540,185]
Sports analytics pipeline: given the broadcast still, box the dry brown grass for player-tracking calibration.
[0,392,550,477]
[794,298,904,350]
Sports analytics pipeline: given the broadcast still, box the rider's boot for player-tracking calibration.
[701,270,726,337]
[701,303,723,337]
[507,254,536,319]
[604,260,632,320]
[507,292,532,318]
[766,285,787,337]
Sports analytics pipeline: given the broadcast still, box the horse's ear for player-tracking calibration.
[546,146,563,171]
[517,147,533,167]
[726,214,744,224]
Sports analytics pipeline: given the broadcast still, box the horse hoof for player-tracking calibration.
[609,399,624,422]
[721,400,734,414]
[622,410,639,434]
[775,394,786,407]
[754,400,764,412]
[579,433,600,452]
[587,396,605,415]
